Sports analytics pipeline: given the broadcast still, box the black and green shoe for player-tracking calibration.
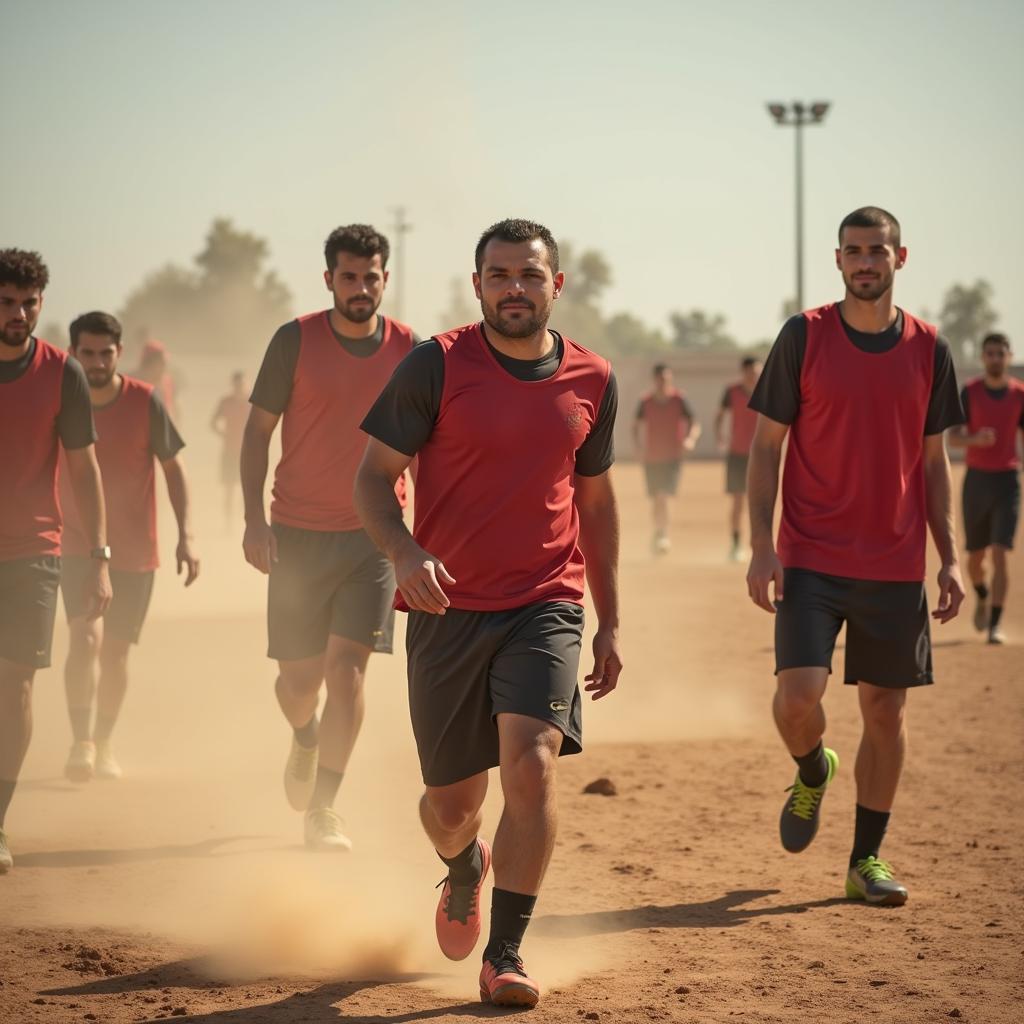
[779,747,838,853]
[845,856,908,906]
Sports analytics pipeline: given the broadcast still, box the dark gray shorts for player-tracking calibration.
[0,555,60,668]
[775,568,932,688]
[268,524,395,661]
[963,468,1020,552]
[61,556,155,644]
[644,459,682,497]
[726,453,749,495]
[406,601,585,787]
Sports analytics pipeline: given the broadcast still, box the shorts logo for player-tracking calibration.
[549,699,569,713]
[565,403,584,431]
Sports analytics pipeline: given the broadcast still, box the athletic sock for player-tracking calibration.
[990,605,1004,631]
[850,804,891,866]
[731,530,740,547]
[483,889,537,962]
[293,715,318,750]
[68,706,92,743]
[93,713,118,744]
[310,765,343,809]
[439,838,482,886]
[974,582,989,600]
[793,742,829,788]
[0,779,16,829]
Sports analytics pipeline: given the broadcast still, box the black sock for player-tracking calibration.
[793,742,829,788]
[293,715,318,749]
[94,712,118,744]
[990,605,1004,631]
[483,889,537,962]
[850,804,890,866]
[0,779,16,829]
[310,766,343,809]
[439,838,482,886]
[68,706,92,743]
[974,582,989,600]
[731,530,740,546]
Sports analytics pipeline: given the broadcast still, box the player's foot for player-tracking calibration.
[65,740,96,783]
[973,595,990,632]
[988,627,1006,645]
[652,531,670,555]
[479,943,540,1008]
[284,736,318,811]
[779,747,838,853]
[845,856,908,906]
[0,828,12,874]
[435,838,491,961]
[304,807,352,852]
[94,742,122,780]
[729,542,742,562]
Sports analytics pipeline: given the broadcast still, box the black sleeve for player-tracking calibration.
[575,371,618,477]
[749,315,806,425]
[634,398,645,421]
[360,340,445,456]
[57,359,97,450]
[679,395,696,421]
[149,392,186,462]
[250,321,301,414]
[924,336,965,435]
[720,386,733,411]
[959,386,970,426]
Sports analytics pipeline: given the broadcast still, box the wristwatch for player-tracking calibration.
[90,546,112,561]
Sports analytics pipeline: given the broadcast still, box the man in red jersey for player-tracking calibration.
[210,371,250,529]
[356,218,621,1009]
[60,311,199,783]
[0,250,111,874]
[242,225,420,852]
[633,364,699,555]
[949,333,1024,644]
[746,207,965,907]
[715,355,762,560]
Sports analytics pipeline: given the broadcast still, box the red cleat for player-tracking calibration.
[435,838,491,961]
[479,944,540,1008]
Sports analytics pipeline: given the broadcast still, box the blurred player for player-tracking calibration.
[132,335,179,421]
[211,371,250,528]
[356,218,621,1009]
[60,312,199,782]
[746,207,965,906]
[0,250,111,873]
[242,224,419,851]
[949,333,1024,644]
[715,355,762,560]
[633,364,699,554]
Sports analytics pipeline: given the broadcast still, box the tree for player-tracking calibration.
[938,280,999,363]
[668,309,737,350]
[40,320,69,350]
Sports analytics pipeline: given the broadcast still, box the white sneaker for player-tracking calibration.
[65,740,96,783]
[94,743,122,780]
[653,532,670,555]
[0,828,12,874]
[304,807,352,852]
[284,737,318,811]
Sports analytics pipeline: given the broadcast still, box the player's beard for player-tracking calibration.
[335,295,380,325]
[0,321,32,347]
[480,297,550,340]
[86,368,116,389]
[844,269,894,302]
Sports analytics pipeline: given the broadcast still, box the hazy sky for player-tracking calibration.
[5,0,1022,348]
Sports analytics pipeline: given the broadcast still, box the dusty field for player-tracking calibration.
[1,437,1021,1022]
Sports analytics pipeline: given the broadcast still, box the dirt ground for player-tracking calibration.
[1,425,1021,1023]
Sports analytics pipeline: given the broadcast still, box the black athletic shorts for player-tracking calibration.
[962,468,1020,552]
[726,453,749,495]
[61,556,155,645]
[775,568,932,688]
[644,459,682,497]
[267,523,395,661]
[406,601,585,787]
[0,555,61,668]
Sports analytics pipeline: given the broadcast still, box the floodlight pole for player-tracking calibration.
[391,206,412,322]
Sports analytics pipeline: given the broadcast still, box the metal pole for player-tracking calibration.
[794,113,804,312]
[391,206,411,322]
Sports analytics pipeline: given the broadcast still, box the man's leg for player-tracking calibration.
[89,634,132,778]
[64,616,101,759]
[0,658,35,865]
[653,493,668,535]
[988,545,1009,642]
[275,654,325,813]
[729,493,744,556]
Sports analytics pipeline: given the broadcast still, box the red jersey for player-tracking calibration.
[406,323,611,611]
[724,382,758,455]
[964,377,1024,472]
[779,303,938,582]
[638,389,691,462]
[271,312,416,532]
[0,339,69,560]
[60,377,163,572]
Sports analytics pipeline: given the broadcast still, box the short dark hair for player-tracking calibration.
[324,224,389,271]
[838,206,901,248]
[0,248,49,291]
[475,218,559,274]
[981,332,1010,351]
[741,356,758,370]
[69,311,122,347]
[652,363,669,377]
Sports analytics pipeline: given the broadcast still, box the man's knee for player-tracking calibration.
[775,670,827,724]
[323,643,370,698]
[860,686,907,740]
[98,638,131,673]
[425,785,483,834]
[0,665,34,708]
[500,728,561,803]
[68,619,102,659]
[992,545,1009,569]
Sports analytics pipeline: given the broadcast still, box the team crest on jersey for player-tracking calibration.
[566,402,584,431]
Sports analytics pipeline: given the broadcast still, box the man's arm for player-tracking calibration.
[632,402,644,455]
[240,405,280,574]
[574,470,622,700]
[160,456,199,586]
[745,415,789,613]
[63,445,112,618]
[354,439,454,613]
[683,417,702,452]
[947,387,993,450]
[923,432,965,624]
[210,400,226,437]
[714,406,728,452]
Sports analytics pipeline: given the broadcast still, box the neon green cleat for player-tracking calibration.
[779,747,838,853]
[845,856,908,906]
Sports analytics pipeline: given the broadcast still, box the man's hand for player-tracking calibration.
[394,540,455,614]
[584,626,622,700]
[176,535,200,587]
[243,520,277,575]
[84,562,113,620]
[747,545,785,613]
[933,562,965,624]
[683,435,698,453]
[973,427,996,448]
